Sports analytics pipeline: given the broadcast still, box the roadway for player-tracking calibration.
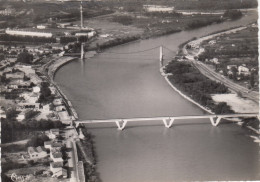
[65,127,80,182]
[190,60,259,101]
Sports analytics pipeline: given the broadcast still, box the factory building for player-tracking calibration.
[5,28,53,38]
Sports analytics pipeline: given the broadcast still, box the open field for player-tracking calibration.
[211,94,259,113]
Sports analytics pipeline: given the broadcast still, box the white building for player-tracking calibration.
[0,109,6,119]
[16,111,27,121]
[6,72,25,79]
[37,25,47,29]
[20,92,40,103]
[55,105,66,112]
[48,129,60,140]
[0,8,15,16]
[143,5,174,12]
[6,28,53,38]
[44,141,52,150]
[33,86,41,93]
[75,31,96,38]
[227,65,237,70]
[50,162,67,178]
[238,65,250,76]
[28,146,48,159]
[53,98,63,106]
[50,152,63,162]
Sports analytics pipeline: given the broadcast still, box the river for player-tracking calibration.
[55,9,259,181]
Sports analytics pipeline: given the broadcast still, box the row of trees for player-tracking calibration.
[164,61,234,114]
[145,11,182,18]
[97,35,140,50]
[186,17,223,30]
[223,10,242,20]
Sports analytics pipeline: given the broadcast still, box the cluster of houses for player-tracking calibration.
[27,129,67,178]
[0,45,63,63]
[225,64,257,80]
[0,62,53,120]
[0,48,73,123]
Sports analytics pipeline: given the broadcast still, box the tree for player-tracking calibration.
[0,74,9,84]
[223,10,242,20]
[26,134,49,147]
[6,109,19,120]
[250,72,255,88]
[214,102,234,114]
[231,67,238,81]
[25,110,40,120]
[38,82,54,104]
[17,52,33,64]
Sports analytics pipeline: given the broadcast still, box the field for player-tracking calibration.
[211,93,259,113]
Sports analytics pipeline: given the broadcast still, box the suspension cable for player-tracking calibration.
[103,46,161,54]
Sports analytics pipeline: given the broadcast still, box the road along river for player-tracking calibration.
[55,9,259,181]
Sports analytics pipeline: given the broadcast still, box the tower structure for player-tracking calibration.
[81,43,85,60]
[80,1,84,29]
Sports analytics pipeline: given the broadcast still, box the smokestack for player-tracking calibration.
[80,1,83,29]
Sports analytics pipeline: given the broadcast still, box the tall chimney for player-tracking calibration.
[80,1,83,29]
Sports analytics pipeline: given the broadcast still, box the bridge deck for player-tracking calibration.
[76,113,259,124]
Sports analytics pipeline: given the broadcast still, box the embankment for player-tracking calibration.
[46,56,79,120]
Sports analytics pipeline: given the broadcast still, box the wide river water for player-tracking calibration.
[55,10,259,181]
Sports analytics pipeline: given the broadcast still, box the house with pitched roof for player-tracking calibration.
[28,146,48,159]
[50,152,63,163]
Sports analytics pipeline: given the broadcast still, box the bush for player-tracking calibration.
[223,10,242,20]
[165,60,233,113]
[25,110,40,120]
[17,52,33,64]
[112,15,134,25]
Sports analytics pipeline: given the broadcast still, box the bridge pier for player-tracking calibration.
[75,122,80,128]
[115,120,128,130]
[210,117,222,126]
[162,118,175,128]
[257,115,260,121]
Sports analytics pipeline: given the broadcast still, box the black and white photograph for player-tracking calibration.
[0,0,259,181]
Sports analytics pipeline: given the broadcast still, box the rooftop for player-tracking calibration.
[52,152,62,158]
[50,162,63,168]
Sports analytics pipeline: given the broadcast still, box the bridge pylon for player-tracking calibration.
[162,118,175,128]
[81,43,85,60]
[115,120,128,130]
[159,46,163,67]
[210,117,222,126]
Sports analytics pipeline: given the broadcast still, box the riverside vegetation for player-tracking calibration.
[164,60,234,114]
